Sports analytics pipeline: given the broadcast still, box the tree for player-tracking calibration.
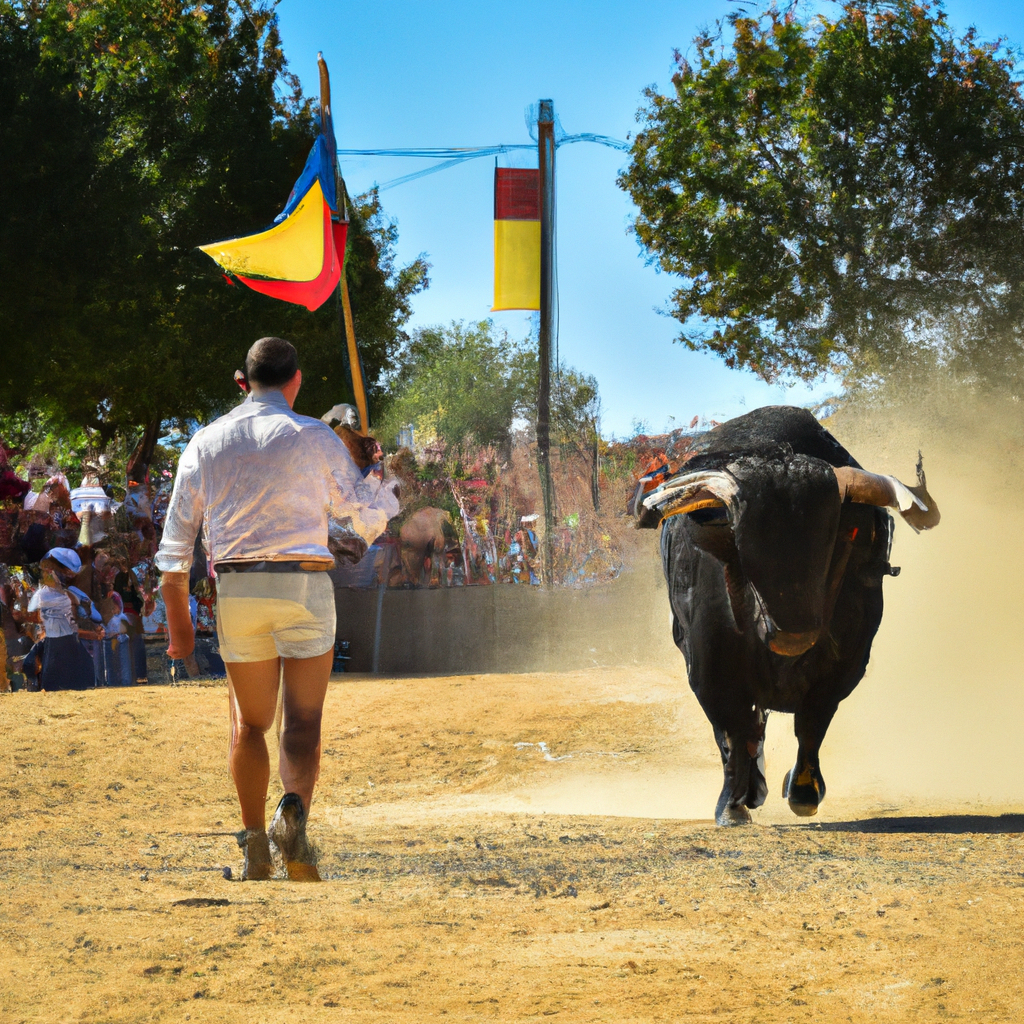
[0,1,426,438]
[378,321,530,461]
[620,1,1024,390]
[377,320,602,465]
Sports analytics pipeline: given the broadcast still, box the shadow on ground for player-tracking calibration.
[776,814,1024,834]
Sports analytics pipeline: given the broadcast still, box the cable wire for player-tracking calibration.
[337,134,630,192]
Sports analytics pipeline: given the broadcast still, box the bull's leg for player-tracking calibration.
[712,709,769,827]
[782,704,837,817]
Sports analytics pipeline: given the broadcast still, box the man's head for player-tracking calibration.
[245,337,301,403]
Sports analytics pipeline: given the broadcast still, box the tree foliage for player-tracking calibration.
[377,321,600,461]
[0,1,426,437]
[620,1,1024,389]
[378,321,530,459]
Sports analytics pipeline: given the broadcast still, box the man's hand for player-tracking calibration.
[160,571,195,659]
[330,534,368,566]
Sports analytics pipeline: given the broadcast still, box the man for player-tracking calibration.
[156,337,398,881]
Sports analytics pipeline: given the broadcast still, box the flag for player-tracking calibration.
[198,82,345,312]
[492,167,540,311]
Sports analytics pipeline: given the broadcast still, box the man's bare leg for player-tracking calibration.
[265,649,332,881]
[226,658,281,829]
[278,649,333,809]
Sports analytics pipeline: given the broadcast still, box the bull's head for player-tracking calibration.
[639,454,939,657]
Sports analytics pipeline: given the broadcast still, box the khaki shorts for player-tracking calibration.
[215,572,336,662]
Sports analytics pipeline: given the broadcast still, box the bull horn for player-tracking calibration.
[641,470,738,521]
[834,461,940,532]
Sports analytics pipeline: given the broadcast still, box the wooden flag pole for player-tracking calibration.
[537,99,556,585]
[340,263,370,436]
[319,52,370,436]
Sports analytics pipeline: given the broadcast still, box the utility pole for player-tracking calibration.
[537,99,556,585]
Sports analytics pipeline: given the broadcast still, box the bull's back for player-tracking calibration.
[687,406,859,470]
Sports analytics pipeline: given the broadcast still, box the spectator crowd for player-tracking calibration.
[0,439,220,692]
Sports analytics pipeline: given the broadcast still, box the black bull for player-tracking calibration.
[632,407,939,825]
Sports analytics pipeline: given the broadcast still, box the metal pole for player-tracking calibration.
[537,99,556,585]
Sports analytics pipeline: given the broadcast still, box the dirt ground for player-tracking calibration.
[2,666,1022,1024]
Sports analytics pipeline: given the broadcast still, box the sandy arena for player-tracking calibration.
[2,663,1022,1024]
[4,413,1024,1022]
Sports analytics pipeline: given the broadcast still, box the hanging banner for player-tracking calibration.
[492,167,540,311]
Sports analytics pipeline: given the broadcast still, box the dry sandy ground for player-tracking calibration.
[2,667,1022,1024]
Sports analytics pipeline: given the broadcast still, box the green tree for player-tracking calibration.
[0,1,426,439]
[378,321,529,460]
[620,1,1024,389]
[378,320,601,467]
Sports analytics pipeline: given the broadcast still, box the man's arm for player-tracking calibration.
[159,572,194,659]
[323,429,400,547]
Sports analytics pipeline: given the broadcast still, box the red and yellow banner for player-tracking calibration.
[492,168,540,311]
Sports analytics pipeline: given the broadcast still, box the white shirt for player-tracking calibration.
[28,586,77,638]
[155,390,399,574]
[142,595,167,635]
[105,612,130,635]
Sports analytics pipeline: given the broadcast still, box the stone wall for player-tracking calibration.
[333,555,679,676]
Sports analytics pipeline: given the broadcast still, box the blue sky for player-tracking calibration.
[275,1,1024,437]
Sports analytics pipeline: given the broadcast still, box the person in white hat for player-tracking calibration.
[156,337,400,881]
[22,548,96,690]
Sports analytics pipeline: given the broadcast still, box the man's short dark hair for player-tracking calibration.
[245,337,299,389]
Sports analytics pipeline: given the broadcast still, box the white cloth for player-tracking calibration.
[70,485,111,515]
[886,475,927,512]
[142,595,167,635]
[68,586,103,624]
[23,490,49,513]
[28,586,77,638]
[104,612,130,636]
[155,390,399,574]
[215,571,336,662]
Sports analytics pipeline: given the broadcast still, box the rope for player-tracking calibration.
[336,135,630,192]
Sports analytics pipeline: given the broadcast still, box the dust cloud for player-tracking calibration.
[781,387,1024,817]
[506,385,1024,824]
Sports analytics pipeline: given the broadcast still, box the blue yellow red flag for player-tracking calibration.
[198,86,344,311]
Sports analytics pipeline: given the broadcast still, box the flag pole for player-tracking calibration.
[319,53,371,436]
[339,235,370,436]
[537,99,556,585]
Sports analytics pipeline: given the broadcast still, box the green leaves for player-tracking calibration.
[375,322,600,461]
[0,1,425,438]
[620,1,1024,391]
[377,321,528,459]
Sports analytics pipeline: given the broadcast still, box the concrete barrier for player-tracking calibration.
[333,559,679,676]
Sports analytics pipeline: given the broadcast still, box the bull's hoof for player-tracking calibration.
[715,803,752,827]
[782,765,825,818]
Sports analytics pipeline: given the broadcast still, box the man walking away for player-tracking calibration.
[156,337,399,880]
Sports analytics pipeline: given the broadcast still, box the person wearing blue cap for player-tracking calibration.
[22,547,96,691]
